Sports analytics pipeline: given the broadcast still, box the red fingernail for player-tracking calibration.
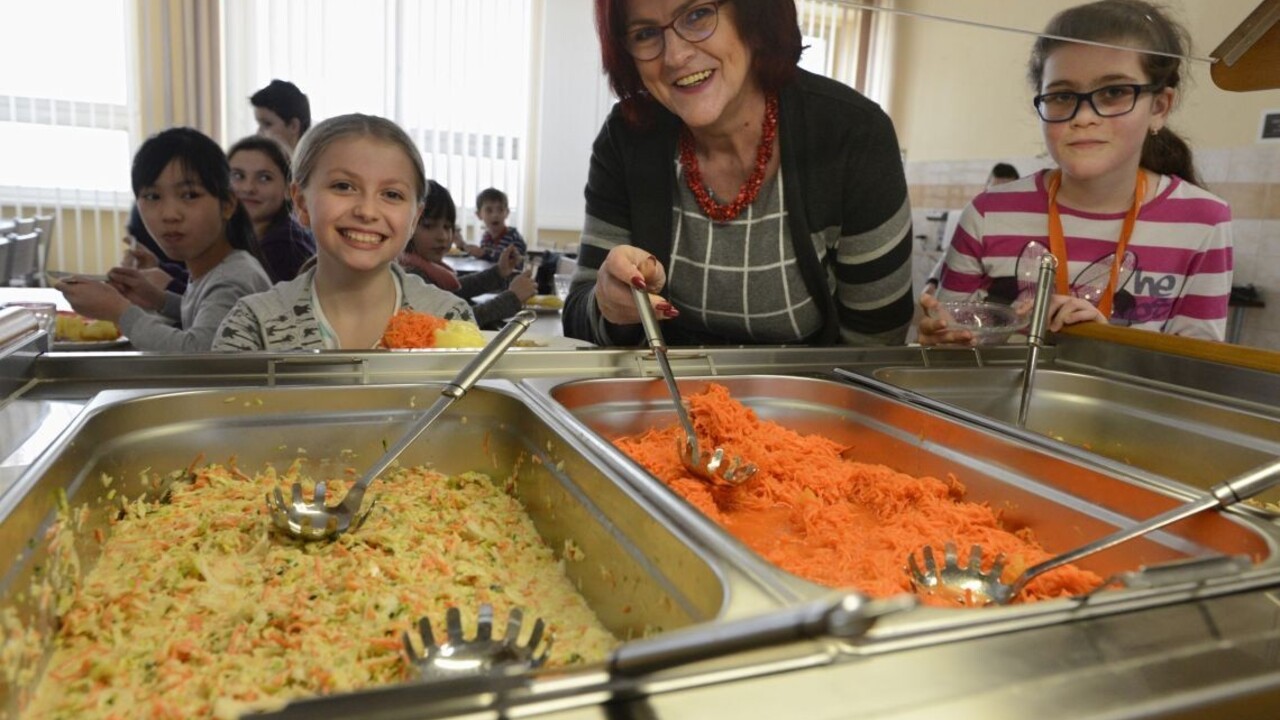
[631,275,648,290]
[663,306,680,319]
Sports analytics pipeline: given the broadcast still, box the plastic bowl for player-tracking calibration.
[931,301,1027,345]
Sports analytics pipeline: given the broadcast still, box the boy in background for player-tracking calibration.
[250,79,311,151]
[462,188,527,262]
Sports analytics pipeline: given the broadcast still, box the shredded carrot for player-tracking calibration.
[380,309,448,349]
[613,384,1103,607]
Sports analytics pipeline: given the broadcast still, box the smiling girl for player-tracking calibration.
[229,135,316,282]
[214,114,473,351]
[921,0,1232,343]
[57,128,272,351]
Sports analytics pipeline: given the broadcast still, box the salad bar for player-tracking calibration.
[3,326,1280,718]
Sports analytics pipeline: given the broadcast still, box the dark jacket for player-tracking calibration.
[563,69,914,347]
[258,212,316,282]
[404,264,525,330]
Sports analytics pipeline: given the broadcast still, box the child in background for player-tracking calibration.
[229,135,316,281]
[920,0,1232,343]
[215,114,474,351]
[402,180,537,329]
[250,79,311,151]
[461,187,527,261]
[56,128,272,351]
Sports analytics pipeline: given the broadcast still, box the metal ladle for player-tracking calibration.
[266,311,536,541]
[630,286,756,485]
[908,457,1280,606]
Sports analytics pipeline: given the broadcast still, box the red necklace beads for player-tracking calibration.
[678,94,779,223]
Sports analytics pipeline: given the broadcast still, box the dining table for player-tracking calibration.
[441,253,496,276]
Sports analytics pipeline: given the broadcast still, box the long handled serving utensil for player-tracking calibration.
[266,311,536,541]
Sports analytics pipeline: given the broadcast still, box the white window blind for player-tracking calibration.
[796,0,894,109]
[0,0,137,274]
[223,0,534,239]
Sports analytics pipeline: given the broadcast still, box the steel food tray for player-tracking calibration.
[523,374,1280,646]
[863,366,1280,509]
[0,382,812,718]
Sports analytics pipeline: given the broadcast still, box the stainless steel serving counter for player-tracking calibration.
[4,329,1280,719]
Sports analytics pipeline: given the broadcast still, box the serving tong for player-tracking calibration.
[908,457,1280,606]
[630,286,756,485]
[266,311,536,541]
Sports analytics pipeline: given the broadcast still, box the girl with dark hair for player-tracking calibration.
[229,135,316,281]
[56,127,272,351]
[563,0,914,347]
[401,180,536,329]
[922,0,1232,343]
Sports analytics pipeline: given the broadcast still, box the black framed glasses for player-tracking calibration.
[1032,83,1162,123]
[622,0,727,61]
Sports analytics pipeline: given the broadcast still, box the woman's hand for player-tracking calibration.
[507,268,537,303]
[916,292,974,347]
[594,246,676,325]
[56,279,131,323]
[497,245,521,278]
[1046,294,1106,331]
[106,267,167,312]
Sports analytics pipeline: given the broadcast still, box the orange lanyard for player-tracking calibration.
[1046,169,1146,319]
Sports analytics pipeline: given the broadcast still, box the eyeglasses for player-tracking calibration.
[1032,84,1162,123]
[622,1,727,62]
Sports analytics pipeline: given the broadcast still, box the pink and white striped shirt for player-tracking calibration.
[938,170,1233,341]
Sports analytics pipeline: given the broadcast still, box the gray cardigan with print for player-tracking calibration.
[212,263,474,351]
[119,249,271,351]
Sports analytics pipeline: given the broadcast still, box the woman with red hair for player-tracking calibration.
[562,0,914,347]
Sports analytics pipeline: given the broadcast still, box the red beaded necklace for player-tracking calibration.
[678,94,779,223]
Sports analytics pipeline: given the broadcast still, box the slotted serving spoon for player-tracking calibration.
[403,591,912,683]
[266,311,536,541]
[908,457,1280,606]
[630,285,756,485]
[403,604,552,681]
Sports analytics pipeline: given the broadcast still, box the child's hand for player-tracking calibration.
[1046,294,1106,331]
[916,292,974,347]
[507,269,537,303]
[122,239,160,270]
[107,266,167,312]
[56,279,131,323]
[497,245,522,277]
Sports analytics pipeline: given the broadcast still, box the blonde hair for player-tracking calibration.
[291,113,427,203]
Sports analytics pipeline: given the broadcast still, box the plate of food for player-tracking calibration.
[380,310,593,350]
[53,312,129,351]
[523,294,564,314]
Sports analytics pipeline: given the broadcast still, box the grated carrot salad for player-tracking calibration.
[613,384,1102,607]
[381,309,448,348]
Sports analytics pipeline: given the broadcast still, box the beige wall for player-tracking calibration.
[890,0,1280,162]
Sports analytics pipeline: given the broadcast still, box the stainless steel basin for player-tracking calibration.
[0,383,795,716]
[533,374,1280,644]
[871,367,1280,506]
